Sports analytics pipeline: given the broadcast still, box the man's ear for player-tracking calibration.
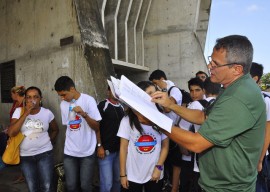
[69,87,76,92]
[233,65,244,76]
[160,77,165,81]
[252,76,259,83]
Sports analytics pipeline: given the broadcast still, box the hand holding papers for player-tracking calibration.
[108,75,173,133]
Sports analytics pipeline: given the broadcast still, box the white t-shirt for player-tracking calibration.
[179,98,216,172]
[263,92,270,156]
[165,80,183,125]
[12,107,54,156]
[180,101,203,163]
[60,93,102,157]
[263,92,270,122]
[117,116,167,183]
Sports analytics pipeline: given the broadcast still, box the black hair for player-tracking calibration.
[127,81,160,135]
[54,76,75,91]
[127,109,144,135]
[149,69,167,81]
[250,62,264,83]
[137,81,156,91]
[25,86,43,106]
[25,86,42,98]
[204,77,221,95]
[195,71,208,77]
[188,77,204,91]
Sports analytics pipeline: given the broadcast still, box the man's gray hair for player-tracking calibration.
[214,35,253,74]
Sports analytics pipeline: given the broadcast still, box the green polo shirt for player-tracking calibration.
[198,74,266,192]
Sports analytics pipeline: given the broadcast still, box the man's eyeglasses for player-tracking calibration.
[208,56,242,69]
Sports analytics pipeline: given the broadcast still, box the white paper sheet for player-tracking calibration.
[109,75,172,133]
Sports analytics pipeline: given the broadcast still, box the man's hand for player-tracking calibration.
[97,146,105,159]
[151,91,174,108]
[121,176,129,189]
[257,161,263,172]
[73,106,86,116]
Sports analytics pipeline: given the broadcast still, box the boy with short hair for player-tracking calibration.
[54,76,101,192]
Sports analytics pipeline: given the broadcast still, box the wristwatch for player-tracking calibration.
[97,143,102,147]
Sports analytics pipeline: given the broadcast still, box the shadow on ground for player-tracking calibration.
[0,165,28,192]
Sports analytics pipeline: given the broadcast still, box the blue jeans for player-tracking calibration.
[256,155,270,192]
[98,151,121,192]
[64,154,95,192]
[20,150,54,192]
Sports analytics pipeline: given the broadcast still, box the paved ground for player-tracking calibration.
[0,164,100,192]
[0,165,28,192]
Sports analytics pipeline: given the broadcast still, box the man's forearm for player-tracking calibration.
[161,126,213,153]
[83,114,100,132]
[168,103,205,125]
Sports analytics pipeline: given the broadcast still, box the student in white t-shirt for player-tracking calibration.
[149,70,183,192]
[118,81,169,192]
[250,62,270,191]
[179,77,205,192]
[8,86,59,192]
[54,76,102,192]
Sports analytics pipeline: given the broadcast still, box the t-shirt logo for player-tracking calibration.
[24,118,44,140]
[69,115,82,131]
[135,134,157,154]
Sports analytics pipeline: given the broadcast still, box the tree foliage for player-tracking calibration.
[261,73,270,85]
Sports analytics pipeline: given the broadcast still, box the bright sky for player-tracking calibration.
[204,0,270,73]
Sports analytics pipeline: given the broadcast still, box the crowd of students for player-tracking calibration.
[1,34,269,192]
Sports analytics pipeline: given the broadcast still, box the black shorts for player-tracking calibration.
[166,140,182,167]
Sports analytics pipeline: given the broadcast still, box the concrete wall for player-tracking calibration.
[0,0,113,163]
[124,0,210,89]
[0,0,211,163]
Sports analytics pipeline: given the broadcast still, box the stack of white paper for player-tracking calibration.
[108,75,172,133]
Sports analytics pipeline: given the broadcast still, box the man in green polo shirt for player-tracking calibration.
[152,35,266,192]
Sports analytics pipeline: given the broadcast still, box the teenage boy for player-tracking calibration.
[179,77,205,192]
[97,87,125,192]
[250,62,270,191]
[54,76,102,192]
[149,69,182,192]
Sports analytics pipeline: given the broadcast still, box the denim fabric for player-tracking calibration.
[256,156,270,192]
[98,151,121,192]
[20,150,54,192]
[64,154,95,192]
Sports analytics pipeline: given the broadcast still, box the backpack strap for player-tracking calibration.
[263,93,270,99]
[167,86,176,96]
[197,100,209,108]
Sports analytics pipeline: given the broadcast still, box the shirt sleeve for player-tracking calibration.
[117,116,130,140]
[161,133,168,140]
[12,108,22,119]
[169,87,183,106]
[87,96,102,121]
[264,97,270,122]
[97,101,105,118]
[60,102,68,125]
[198,96,256,147]
[47,109,55,123]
